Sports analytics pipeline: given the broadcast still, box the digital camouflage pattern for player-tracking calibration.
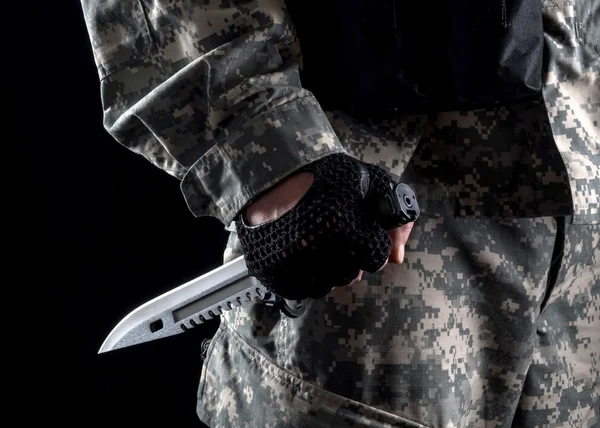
[79,0,600,426]
[205,216,599,427]
[540,0,599,224]
[79,0,599,226]
[80,0,345,225]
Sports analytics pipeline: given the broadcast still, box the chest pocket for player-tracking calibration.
[82,0,157,79]
[302,0,544,114]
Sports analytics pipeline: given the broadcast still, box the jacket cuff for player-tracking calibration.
[181,95,345,225]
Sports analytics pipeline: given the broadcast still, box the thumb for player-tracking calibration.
[387,222,414,264]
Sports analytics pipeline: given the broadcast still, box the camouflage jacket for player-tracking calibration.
[80,0,599,426]
[80,0,598,227]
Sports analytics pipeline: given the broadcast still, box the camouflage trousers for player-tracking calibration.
[197,214,599,427]
[196,103,599,427]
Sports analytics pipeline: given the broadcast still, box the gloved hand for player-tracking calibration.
[235,153,413,300]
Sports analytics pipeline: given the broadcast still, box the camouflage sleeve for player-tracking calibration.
[79,0,345,225]
[541,0,600,224]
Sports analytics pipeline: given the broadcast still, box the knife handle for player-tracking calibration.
[258,291,305,318]
[256,164,419,319]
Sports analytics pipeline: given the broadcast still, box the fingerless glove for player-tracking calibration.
[236,153,395,300]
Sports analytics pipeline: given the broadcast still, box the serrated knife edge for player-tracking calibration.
[98,256,266,353]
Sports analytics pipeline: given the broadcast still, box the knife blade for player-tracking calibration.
[99,178,419,354]
[99,255,269,353]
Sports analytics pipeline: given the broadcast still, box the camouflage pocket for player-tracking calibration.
[82,0,157,79]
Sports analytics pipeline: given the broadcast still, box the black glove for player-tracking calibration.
[235,153,414,300]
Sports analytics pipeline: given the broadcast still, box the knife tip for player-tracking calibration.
[98,338,113,354]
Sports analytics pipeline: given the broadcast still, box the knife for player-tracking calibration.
[98,255,303,353]
[99,177,420,354]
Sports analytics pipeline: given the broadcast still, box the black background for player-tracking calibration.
[38,0,226,425]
